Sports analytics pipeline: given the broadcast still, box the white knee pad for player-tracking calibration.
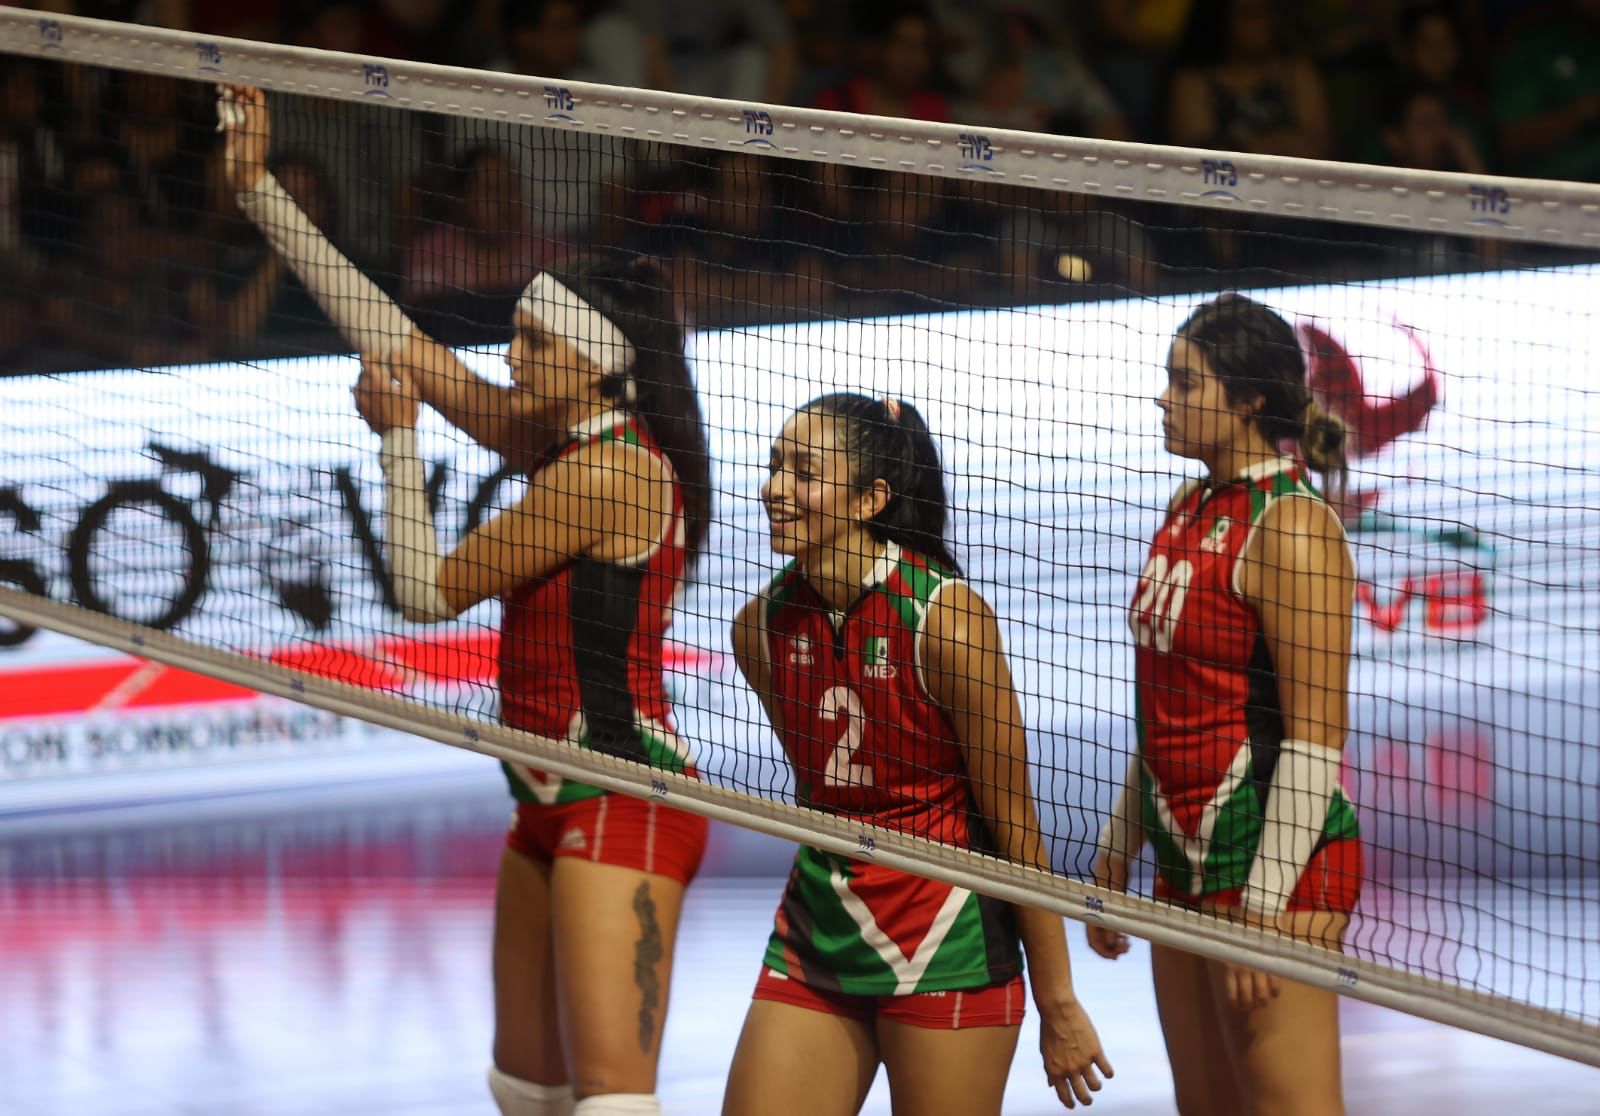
[572,1095,661,1115]
[487,1067,575,1116]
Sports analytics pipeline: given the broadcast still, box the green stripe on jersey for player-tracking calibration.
[763,847,899,989]
[500,720,689,806]
[1141,745,1361,898]
[878,554,956,635]
[1249,467,1321,522]
[764,564,804,621]
[762,845,1010,996]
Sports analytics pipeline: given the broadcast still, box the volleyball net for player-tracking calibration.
[0,10,1597,1066]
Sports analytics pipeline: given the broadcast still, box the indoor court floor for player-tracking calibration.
[2,771,1596,1116]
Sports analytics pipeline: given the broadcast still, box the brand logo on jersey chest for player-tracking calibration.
[788,635,815,665]
[862,635,897,679]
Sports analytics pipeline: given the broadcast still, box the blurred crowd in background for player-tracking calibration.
[2,0,1599,371]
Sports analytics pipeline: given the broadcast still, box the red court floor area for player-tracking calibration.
[1,781,1596,1115]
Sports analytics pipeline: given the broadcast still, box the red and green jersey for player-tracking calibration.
[757,542,1021,995]
[499,410,693,806]
[1130,458,1360,898]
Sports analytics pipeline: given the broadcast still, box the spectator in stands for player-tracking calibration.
[431,0,643,262]
[1167,0,1334,159]
[862,172,960,310]
[1492,0,1600,182]
[402,146,546,328]
[657,153,834,325]
[147,0,285,40]
[944,180,1159,303]
[43,189,190,367]
[623,0,798,104]
[0,60,67,279]
[0,290,44,371]
[1400,2,1480,100]
[1088,0,1196,139]
[488,0,648,88]
[786,0,857,106]
[107,72,212,234]
[1377,81,1487,173]
[1290,1,1403,157]
[32,0,170,22]
[958,6,1131,139]
[793,161,881,303]
[60,140,131,214]
[1367,80,1502,272]
[813,3,952,123]
[371,0,472,64]
[1390,2,1493,165]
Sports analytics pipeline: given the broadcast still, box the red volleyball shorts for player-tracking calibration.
[753,966,1027,1030]
[505,793,708,887]
[1154,837,1364,915]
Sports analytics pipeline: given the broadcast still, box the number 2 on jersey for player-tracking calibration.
[1132,554,1194,652]
[819,685,876,788]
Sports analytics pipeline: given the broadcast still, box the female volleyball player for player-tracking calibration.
[723,394,1113,1115]
[221,85,711,1116]
[1088,293,1361,1116]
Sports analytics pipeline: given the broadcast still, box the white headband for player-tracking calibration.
[517,272,637,378]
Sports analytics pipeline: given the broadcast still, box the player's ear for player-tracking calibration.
[858,478,892,522]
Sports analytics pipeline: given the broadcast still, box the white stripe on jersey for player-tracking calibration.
[828,861,971,996]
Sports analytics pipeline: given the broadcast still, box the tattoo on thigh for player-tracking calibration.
[632,881,664,1052]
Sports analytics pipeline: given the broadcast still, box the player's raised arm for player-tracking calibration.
[219,85,540,462]
[351,353,666,620]
[352,243,712,1115]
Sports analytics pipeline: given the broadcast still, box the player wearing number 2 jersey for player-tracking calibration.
[724,394,1113,1116]
[1087,294,1361,1116]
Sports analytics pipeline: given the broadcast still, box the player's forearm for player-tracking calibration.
[236,173,414,356]
[1098,753,1146,862]
[409,358,516,449]
[1014,904,1080,1009]
[979,786,1083,1002]
[406,344,556,466]
[377,427,461,624]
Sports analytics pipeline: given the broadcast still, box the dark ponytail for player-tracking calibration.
[801,392,962,576]
[549,252,712,569]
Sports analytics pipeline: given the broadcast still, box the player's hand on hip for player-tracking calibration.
[1038,998,1113,1108]
[219,84,271,195]
[354,353,420,434]
[1085,851,1132,960]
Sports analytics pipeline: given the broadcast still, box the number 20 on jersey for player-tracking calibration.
[1131,555,1194,653]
